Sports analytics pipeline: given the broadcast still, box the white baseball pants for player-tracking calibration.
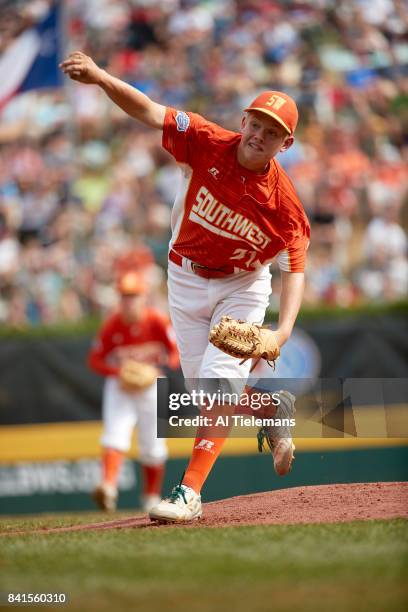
[101,377,168,465]
[167,260,271,381]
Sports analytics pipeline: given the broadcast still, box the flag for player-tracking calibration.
[0,2,62,109]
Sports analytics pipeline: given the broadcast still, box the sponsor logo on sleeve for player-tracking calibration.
[175,111,190,132]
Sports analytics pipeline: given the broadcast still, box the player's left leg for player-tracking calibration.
[135,382,168,513]
[166,259,216,379]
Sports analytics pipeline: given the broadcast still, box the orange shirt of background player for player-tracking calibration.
[88,308,179,377]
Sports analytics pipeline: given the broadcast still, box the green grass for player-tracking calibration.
[0,517,407,612]
[0,511,137,534]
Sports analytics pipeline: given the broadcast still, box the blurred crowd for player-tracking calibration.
[0,0,407,326]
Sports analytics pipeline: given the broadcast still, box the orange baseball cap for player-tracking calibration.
[244,91,298,135]
[117,271,146,295]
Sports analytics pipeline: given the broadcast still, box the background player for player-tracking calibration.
[88,270,179,513]
[62,52,310,522]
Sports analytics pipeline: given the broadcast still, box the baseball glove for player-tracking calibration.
[118,360,159,392]
[209,316,280,366]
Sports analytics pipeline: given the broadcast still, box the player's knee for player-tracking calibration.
[139,445,168,465]
[100,434,131,453]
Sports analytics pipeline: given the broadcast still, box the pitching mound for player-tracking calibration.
[200,481,408,527]
[6,482,407,536]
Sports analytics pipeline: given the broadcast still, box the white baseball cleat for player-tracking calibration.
[92,482,118,511]
[141,494,161,514]
[270,437,296,476]
[149,484,202,522]
[257,390,296,476]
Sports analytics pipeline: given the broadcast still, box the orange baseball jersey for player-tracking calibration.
[162,108,310,272]
[88,308,179,377]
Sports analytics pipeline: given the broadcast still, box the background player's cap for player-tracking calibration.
[244,91,298,135]
[117,271,146,295]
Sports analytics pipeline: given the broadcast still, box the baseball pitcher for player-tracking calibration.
[62,52,310,522]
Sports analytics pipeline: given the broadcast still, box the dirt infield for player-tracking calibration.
[5,482,407,536]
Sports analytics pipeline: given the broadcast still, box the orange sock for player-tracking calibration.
[182,436,227,494]
[182,401,235,494]
[102,447,124,487]
[142,463,165,495]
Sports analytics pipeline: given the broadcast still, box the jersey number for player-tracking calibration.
[230,248,259,268]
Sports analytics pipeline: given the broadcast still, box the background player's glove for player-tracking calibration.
[118,360,159,392]
[209,316,280,366]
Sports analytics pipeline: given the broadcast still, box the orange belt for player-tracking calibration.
[169,249,236,279]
